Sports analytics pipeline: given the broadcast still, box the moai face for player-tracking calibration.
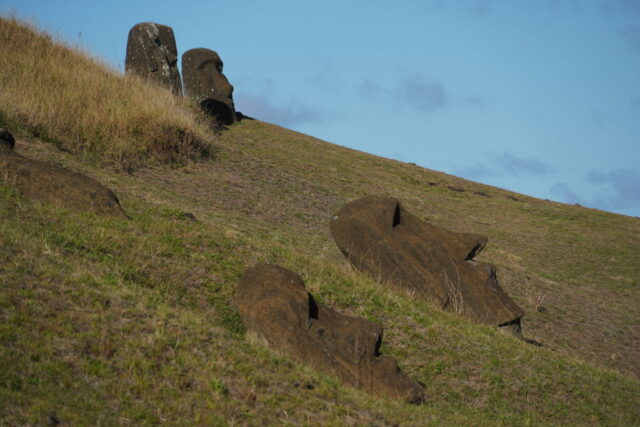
[235,264,424,403]
[330,195,524,332]
[182,48,237,125]
[125,22,182,95]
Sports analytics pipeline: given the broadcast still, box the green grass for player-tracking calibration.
[1,175,639,425]
[1,16,640,425]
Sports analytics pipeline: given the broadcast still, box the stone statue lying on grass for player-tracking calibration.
[330,195,524,335]
[0,129,126,218]
[235,264,424,403]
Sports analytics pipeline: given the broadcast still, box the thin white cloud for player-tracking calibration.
[395,72,449,113]
[356,78,386,100]
[587,169,640,210]
[550,183,586,205]
[467,0,498,15]
[234,93,330,126]
[455,152,556,180]
[426,0,499,15]
[621,25,640,51]
[601,0,640,15]
[549,169,640,215]
[465,95,488,108]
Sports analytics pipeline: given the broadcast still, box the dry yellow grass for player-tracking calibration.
[0,16,214,170]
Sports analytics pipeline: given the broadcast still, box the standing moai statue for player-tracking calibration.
[182,48,237,125]
[125,22,182,95]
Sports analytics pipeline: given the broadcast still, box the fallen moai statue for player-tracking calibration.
[235,263,424,403]
[125,22,182,95]
[0,130,126,218]
[182,48,237,125]
[330,195,524,334]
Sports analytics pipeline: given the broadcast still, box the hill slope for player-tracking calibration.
[1,17,639,425]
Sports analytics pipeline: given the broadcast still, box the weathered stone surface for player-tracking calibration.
[0,128,15,150]
[0,144,126,218]
[330,195,524,331]
[182,48,237,125]
[235,264,424,403]
[125,22,182,95]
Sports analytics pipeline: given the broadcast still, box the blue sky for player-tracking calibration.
[2,0,639,216]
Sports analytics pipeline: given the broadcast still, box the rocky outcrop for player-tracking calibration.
[330,195,524,332]
[0,132,126,218]
[235,264,424,403]
[182,48,237,125]
[125,22,182,95]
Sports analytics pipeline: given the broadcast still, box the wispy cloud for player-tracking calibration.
[466,0,497,15]
[465,95,488,108]
[549,183,587,205]
[356,74,485,114]
[356,78,386,100]
[601,0,640,15]
[308,62,340,93]
[426,0,498,15]
[550,169,640,215]
[587,169,640,210]
[455,152,556,180]
[455,163,494,180]
[395,72,449,113]
[232,76,332,126]
[234,93,330,126]
[621,25,640,51]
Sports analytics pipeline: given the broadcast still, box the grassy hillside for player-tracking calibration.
[0,16,214,171]
[1,16,639,425]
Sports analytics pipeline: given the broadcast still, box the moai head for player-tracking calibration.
[330,195,524,333]
[125,22,182,95]
[235,264,424,403]
[182,48,237,125]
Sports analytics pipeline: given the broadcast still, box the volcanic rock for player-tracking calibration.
[330,195,524,332]
[0,145,126,218]
[235,264,424,403]
[125,22,182,95]
[182,48,237,125]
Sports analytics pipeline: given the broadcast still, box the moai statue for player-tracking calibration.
[182,48,237,125]
[331,195,525,335]
[236,264,424,403]
[0,128,126,218]
[125,22,182,95]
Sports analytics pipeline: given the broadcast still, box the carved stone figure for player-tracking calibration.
[125,22,182,95]
[0,131,126,218]
[182,48,237,125]
[235,264,424,403]
[330,195,524,333]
